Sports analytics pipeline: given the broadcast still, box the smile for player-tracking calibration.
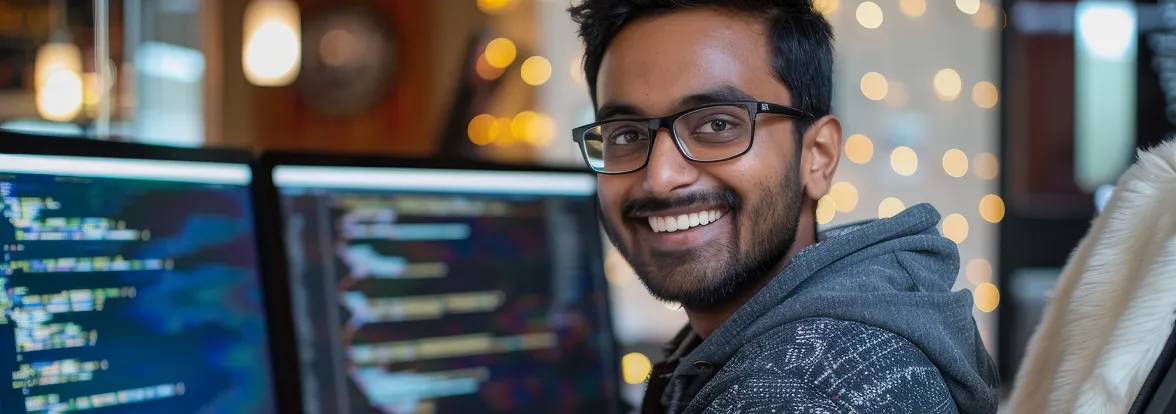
[646,209,725,233]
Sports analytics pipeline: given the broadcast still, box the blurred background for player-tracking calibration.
[0,0,1170,407]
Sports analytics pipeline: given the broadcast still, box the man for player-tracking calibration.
[566,1,1000,413]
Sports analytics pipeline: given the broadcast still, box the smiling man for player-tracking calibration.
[567,1,1000,413]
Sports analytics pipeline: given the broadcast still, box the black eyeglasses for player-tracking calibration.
[571,101,810,174]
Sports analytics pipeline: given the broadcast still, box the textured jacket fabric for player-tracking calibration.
[641,203,1000,413]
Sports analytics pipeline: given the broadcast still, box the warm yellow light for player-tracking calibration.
[495,116,515,146]
[878,197,906,219]
[956,0,981,15]
[973,153,1000,180]
[511,111,557,147]
[815,0,838,14]
[845,134,874,164]
[521,56,552,86]
[816,195,837,225]
[242,0,301,87]
[511,111,537,139]
[973,2,998,28]
[570,58,586,85]
[966,259,993,285]
[934,69,963,101]
[979,194,1005,223]
[34,43,84,122]
[890,146,918,176]
[900,0,926,17]
[467,114,500,146]
[484,38,517,69]
[942,149,969,178]
[860,72,888,101]
[477,0,517,14]
[974,283,1000,312]
[856,1,884,29]
[885,81,909,108]
[829,182,859,213]
[972,81,999,109]
[942,214,969,244]
[476,55,506,80]
[621,353,652,384]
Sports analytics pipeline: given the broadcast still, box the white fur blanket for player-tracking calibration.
[1008,138,1176,413]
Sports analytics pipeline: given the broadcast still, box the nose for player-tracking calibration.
[641,129,699,198]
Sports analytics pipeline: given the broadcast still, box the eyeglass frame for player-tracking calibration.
[571,101,812,175]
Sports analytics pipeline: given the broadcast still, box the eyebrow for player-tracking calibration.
[595,85,758,120]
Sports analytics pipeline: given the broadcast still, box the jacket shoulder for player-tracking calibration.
[692,317,957,413]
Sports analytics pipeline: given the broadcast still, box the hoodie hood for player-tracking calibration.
[673,203,1000,412]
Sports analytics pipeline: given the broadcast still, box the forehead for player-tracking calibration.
[595,9,785,115]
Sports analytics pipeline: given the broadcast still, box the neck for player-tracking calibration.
[684,209,818,339]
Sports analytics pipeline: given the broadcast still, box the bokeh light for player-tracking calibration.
[475,55,505,80]
[845,134,874,164]
[856,1,884,29]
[972,81,999,109]
[973,2,998,28]
[942,214,969,244]
[467,114,499,146]
[900,0,926,17]
[570,58,586,84]
[973,153,1000,180]
[890,146,918,176]
[934,69,963,101]
[477,0,517,15]
[979,194,1005,223]
[942,149,969,178]
[878,197,906,219]
[621,353,652,384]
[829,182,859,213]
[967,259,993,285]
[816,195,837,224]
[521,56,552,86]
[956,0,980,15]
[815,0,838,14]
[484,38,517,68]
[860,72,889,101]
[974,283,1000,312]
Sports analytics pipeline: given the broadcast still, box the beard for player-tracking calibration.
[601,168,803,309]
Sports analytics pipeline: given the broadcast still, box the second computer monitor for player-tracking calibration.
[266,157,619,414]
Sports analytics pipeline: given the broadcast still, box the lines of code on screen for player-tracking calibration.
[0,172,276,413]
[280,187,616,414]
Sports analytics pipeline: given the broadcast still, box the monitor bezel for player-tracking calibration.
[0,130,300,414]
[254,150,624,414]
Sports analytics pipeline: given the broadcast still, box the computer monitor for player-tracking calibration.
[258,153,620,414]
[0,131,283,413]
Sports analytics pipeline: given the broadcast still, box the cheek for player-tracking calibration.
[597,178,633,224]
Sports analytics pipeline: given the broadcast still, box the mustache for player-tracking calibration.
[622,189,741,218]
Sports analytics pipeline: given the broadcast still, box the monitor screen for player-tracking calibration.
[0,153,278,413]
[271,164,618,414]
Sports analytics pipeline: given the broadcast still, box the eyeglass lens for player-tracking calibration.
[579,105,754,173]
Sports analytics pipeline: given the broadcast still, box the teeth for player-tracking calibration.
[649,209,724,233]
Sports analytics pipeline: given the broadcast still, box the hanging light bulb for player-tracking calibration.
[35,42,84,122]
[242,0,301,86]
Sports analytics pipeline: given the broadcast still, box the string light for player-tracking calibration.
[956,0,980,15]
[860,72,888,101]
[845,134,874,164]
[476,56,505,80]
[934,69,963,101]
[973,2,998,28]
[829,182,859,213]
[890,146,918,176]
[979,194,1005,223]
[878,197,906,219]
[856,1,884,29]
[942,149,969,178]
[972,81,999,109]
[467,114,499,145]
[814,0,838,14]
[477,0,517,15]
[484,38,517,68]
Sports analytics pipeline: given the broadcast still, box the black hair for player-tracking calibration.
[568,0,835,137]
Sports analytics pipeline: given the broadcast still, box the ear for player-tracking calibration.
[801,115,842,200]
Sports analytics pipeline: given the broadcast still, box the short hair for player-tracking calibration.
[568,0,835,136]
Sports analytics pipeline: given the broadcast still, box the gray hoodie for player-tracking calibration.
[644,203,1000,413]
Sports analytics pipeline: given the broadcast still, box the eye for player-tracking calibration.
[702,120,732,133]
[609,130,643,145]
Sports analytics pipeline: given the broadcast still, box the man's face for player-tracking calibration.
[595,9,812,308]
